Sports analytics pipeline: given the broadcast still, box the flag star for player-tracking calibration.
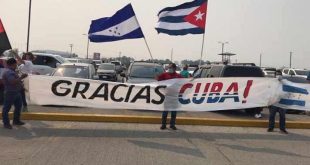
[195,11,205,21]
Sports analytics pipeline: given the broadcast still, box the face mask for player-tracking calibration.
[168,68,174,73]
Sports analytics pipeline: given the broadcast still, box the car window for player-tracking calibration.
[295,70,309,76]
[288,70,295,75]
[209,66,223,77]
[99,64,115,70]
[53,66,89,79]
[111,61,121,66]
[130,65,164,78]
[283,69,288,74]
[222,66,264,77]
[200,68,211,78]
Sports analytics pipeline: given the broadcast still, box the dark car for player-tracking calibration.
[194,64,264,78]
[194,64,264,114]
[97,63,117,82]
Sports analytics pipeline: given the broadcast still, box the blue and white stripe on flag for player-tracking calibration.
[274,79,310,111]
[155,0,207,36]
[88,4,144,42]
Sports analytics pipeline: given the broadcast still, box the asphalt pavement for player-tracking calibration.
[0,121,309,165]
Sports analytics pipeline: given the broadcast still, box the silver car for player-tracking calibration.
[121,62,165,83]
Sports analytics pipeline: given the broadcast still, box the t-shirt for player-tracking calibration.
[157,72,182,81]
[19,60,33,74]
[180,70,190,78]
[2,68,22,92]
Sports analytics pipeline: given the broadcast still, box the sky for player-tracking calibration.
[1,0,310,68]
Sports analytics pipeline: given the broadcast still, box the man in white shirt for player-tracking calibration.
[13,51,36,112]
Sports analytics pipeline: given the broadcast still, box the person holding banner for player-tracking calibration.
[157,63,182,130]
[268,106,288,134]
[12,50,36,112]
[2,58,28,129]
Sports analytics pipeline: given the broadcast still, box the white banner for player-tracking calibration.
[26,75,292,111]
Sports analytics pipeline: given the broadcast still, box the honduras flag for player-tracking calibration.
[88,4,144,42]
[155,0,208,36]
[274,79,310,111]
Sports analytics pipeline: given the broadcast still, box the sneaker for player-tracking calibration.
[280,129,288,134]
[3,124,12,129]
[13,121,25,126]
[170,126,177,130]
[22,106,28,112]
[160,125,166,130]
[254,113,262,119]
[267,128,273,132]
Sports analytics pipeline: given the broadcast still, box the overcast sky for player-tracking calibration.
[1,0,310,68]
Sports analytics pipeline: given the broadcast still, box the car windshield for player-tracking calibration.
[111,61,121,66]
[130,65,164,78]
[266,71,275,75]
[53,65,89,79]
[223,66,264,77]
[54,55,67,63]
[94,61,101,64]
[99,64,115,70]
[295,70,309,75]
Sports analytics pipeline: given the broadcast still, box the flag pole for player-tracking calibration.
[131,4,154,62]
[142,37,154,61]
[199,33,206,66]
[199,1,208,66]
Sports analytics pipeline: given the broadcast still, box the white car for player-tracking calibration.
[51,63,97,79]
[282,68,309,78]
[32,53,68,75]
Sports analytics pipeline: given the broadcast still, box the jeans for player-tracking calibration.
[2,91,22,125]
[268,106,286,130]
[162,111,177,127]
[20,88,27,107]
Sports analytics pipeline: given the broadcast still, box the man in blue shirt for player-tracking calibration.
[2,58,28,129]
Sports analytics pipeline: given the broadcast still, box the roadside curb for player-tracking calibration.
[1,112,310,129]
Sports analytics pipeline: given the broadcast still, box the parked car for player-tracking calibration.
[194,64,264,115]
[110,61,123,73]
[261,67,277,77]
[121,61,165,83]
[31,52,68,75]
[51,63,96,79]
[97,63,117,82]
[92,60,102,70]
[286,68,309,78]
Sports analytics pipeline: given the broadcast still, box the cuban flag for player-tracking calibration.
[155,0,208,35]
[88,4,144,42]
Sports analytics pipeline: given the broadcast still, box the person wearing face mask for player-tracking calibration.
[156,63,182,130]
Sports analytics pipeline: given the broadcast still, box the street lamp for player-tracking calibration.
[83,34,90,59]
[218,41,229,62]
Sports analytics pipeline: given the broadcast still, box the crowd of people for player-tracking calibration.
[0,52,288,133]
[1,50,35,129]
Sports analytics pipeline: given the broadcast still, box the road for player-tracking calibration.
[1,121,309,165]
